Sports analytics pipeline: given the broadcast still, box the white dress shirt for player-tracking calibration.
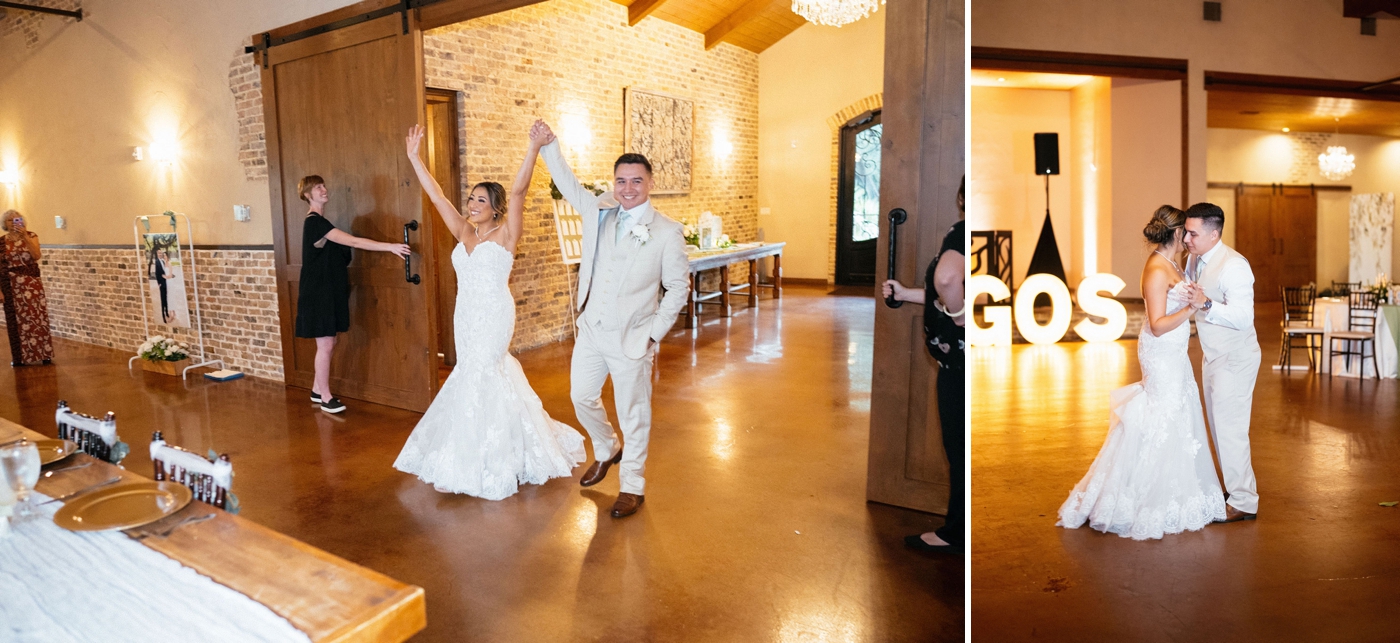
[613,201,650,243]
[1197,242,1255,332]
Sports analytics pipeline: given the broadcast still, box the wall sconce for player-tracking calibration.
[148,139,179,165]
[0,168,17,186]
[713,133,734,161]
[559,112,592,154]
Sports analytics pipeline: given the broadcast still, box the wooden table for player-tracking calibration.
[4,418,425,643]
[684,242,785,329]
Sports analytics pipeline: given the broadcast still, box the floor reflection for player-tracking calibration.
[1,284,957,641]
[973,309,1400,640]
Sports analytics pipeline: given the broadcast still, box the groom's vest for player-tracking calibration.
[580,208,632,332]
[1193,244,1259,362]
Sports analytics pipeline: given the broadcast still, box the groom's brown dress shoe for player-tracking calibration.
[1214,505,1257,524]
[611,492,644,518]
[580,450,623,487]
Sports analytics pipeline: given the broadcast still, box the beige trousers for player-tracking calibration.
[1202,346,1261,514]
[570,320,656,495]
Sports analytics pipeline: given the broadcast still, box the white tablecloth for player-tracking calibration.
[0,493,311,643]
[1313,298,1399,379]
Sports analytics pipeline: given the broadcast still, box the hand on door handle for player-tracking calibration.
[885,208,908,308]
[403,220,421,285]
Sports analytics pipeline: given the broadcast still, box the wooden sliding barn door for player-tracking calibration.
[261,14,440,412]
[1234,185,1316,303]
[866,0,963,514]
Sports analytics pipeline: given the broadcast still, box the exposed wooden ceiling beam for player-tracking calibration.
[628,0,670,26]
[704,0,785,49]
[1343,0,1400,18]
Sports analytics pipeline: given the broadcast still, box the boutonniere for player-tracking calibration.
[629,224,651,247]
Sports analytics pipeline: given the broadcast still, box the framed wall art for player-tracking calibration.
[624,87,694,195]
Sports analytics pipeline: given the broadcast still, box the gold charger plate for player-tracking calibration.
[36,439,78,465]
[53,481,192,532]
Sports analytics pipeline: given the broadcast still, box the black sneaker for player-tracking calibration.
[320,397,346,414]
[310,392,322,404]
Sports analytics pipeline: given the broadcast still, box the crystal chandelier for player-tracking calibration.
[1318,146,1355,181]
[792,0,885,27]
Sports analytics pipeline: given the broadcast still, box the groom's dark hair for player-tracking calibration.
[614,153,653,175]
[1185,202,1225,232]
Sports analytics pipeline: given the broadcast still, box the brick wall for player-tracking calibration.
[30,247,284,381]
[228,51,268,182]
[422,0,760,350]
[13,0,760,381]
[0,0,79,48]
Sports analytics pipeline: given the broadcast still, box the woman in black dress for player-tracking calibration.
[295,175,411,414]
[882,177,965,553]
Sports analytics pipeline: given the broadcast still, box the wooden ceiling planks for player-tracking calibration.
[1208,90,1400,138]
[613,0,808,53]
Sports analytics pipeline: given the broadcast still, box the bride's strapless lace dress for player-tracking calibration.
[393,241,585,500]
[1057,281,1228,540]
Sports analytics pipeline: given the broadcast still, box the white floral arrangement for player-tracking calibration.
[138,336,190,362]
[683,222,699,247]
[717,234,734,249]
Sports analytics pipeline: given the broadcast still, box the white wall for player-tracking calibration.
[758,15,885,281]
[1109,78,1181,298]
[973,0,1400,212]
[1207,128,1400,287]
[969,86,1073,286]
[0,0,360,245]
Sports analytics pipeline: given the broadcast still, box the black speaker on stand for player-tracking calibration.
[1027,133,1067,293]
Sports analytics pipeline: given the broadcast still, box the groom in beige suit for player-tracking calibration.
[539,123,690,518]
[1184,202,1261,523]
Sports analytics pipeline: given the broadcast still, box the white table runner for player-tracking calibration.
[0,493,311,643]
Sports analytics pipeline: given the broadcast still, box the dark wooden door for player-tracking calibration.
[262,15,440,412]
[426,88,461,369]
[1235,186,1278,302]
[1234,185,1316,303]
[836,111,883,286]
[1277,186,1318,294]
[867,0,961,514]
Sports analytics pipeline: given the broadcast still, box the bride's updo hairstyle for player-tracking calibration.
[1142,205,1186,245]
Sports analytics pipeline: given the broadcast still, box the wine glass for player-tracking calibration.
[0,439,42,525]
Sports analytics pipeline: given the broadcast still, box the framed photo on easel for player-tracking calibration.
[624,87,694,195]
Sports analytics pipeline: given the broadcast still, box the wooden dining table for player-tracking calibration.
[4,417,425,642]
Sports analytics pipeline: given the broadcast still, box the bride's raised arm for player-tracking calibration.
[405,124,466,243]
[501,121,554,249]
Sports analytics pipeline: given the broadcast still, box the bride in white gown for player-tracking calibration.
[1057,205,1228,540]
[394,121,584,500]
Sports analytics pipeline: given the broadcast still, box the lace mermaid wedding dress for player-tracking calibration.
[394,241,585,500]
[1057,281,1228,540]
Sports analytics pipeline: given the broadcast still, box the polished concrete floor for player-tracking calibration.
[2,285,960,642]
[972,309,1400,641]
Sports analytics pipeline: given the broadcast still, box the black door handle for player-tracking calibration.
[403,220,420,285]
[885,208,908,308]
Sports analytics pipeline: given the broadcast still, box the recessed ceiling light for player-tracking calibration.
[1283,127,1290,132]
[998,78,1005,82]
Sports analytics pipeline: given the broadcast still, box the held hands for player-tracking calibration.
[530,120,556,147]
[1186,282,1208,310]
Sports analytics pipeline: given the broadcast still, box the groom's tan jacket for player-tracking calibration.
[542,141,690,359]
